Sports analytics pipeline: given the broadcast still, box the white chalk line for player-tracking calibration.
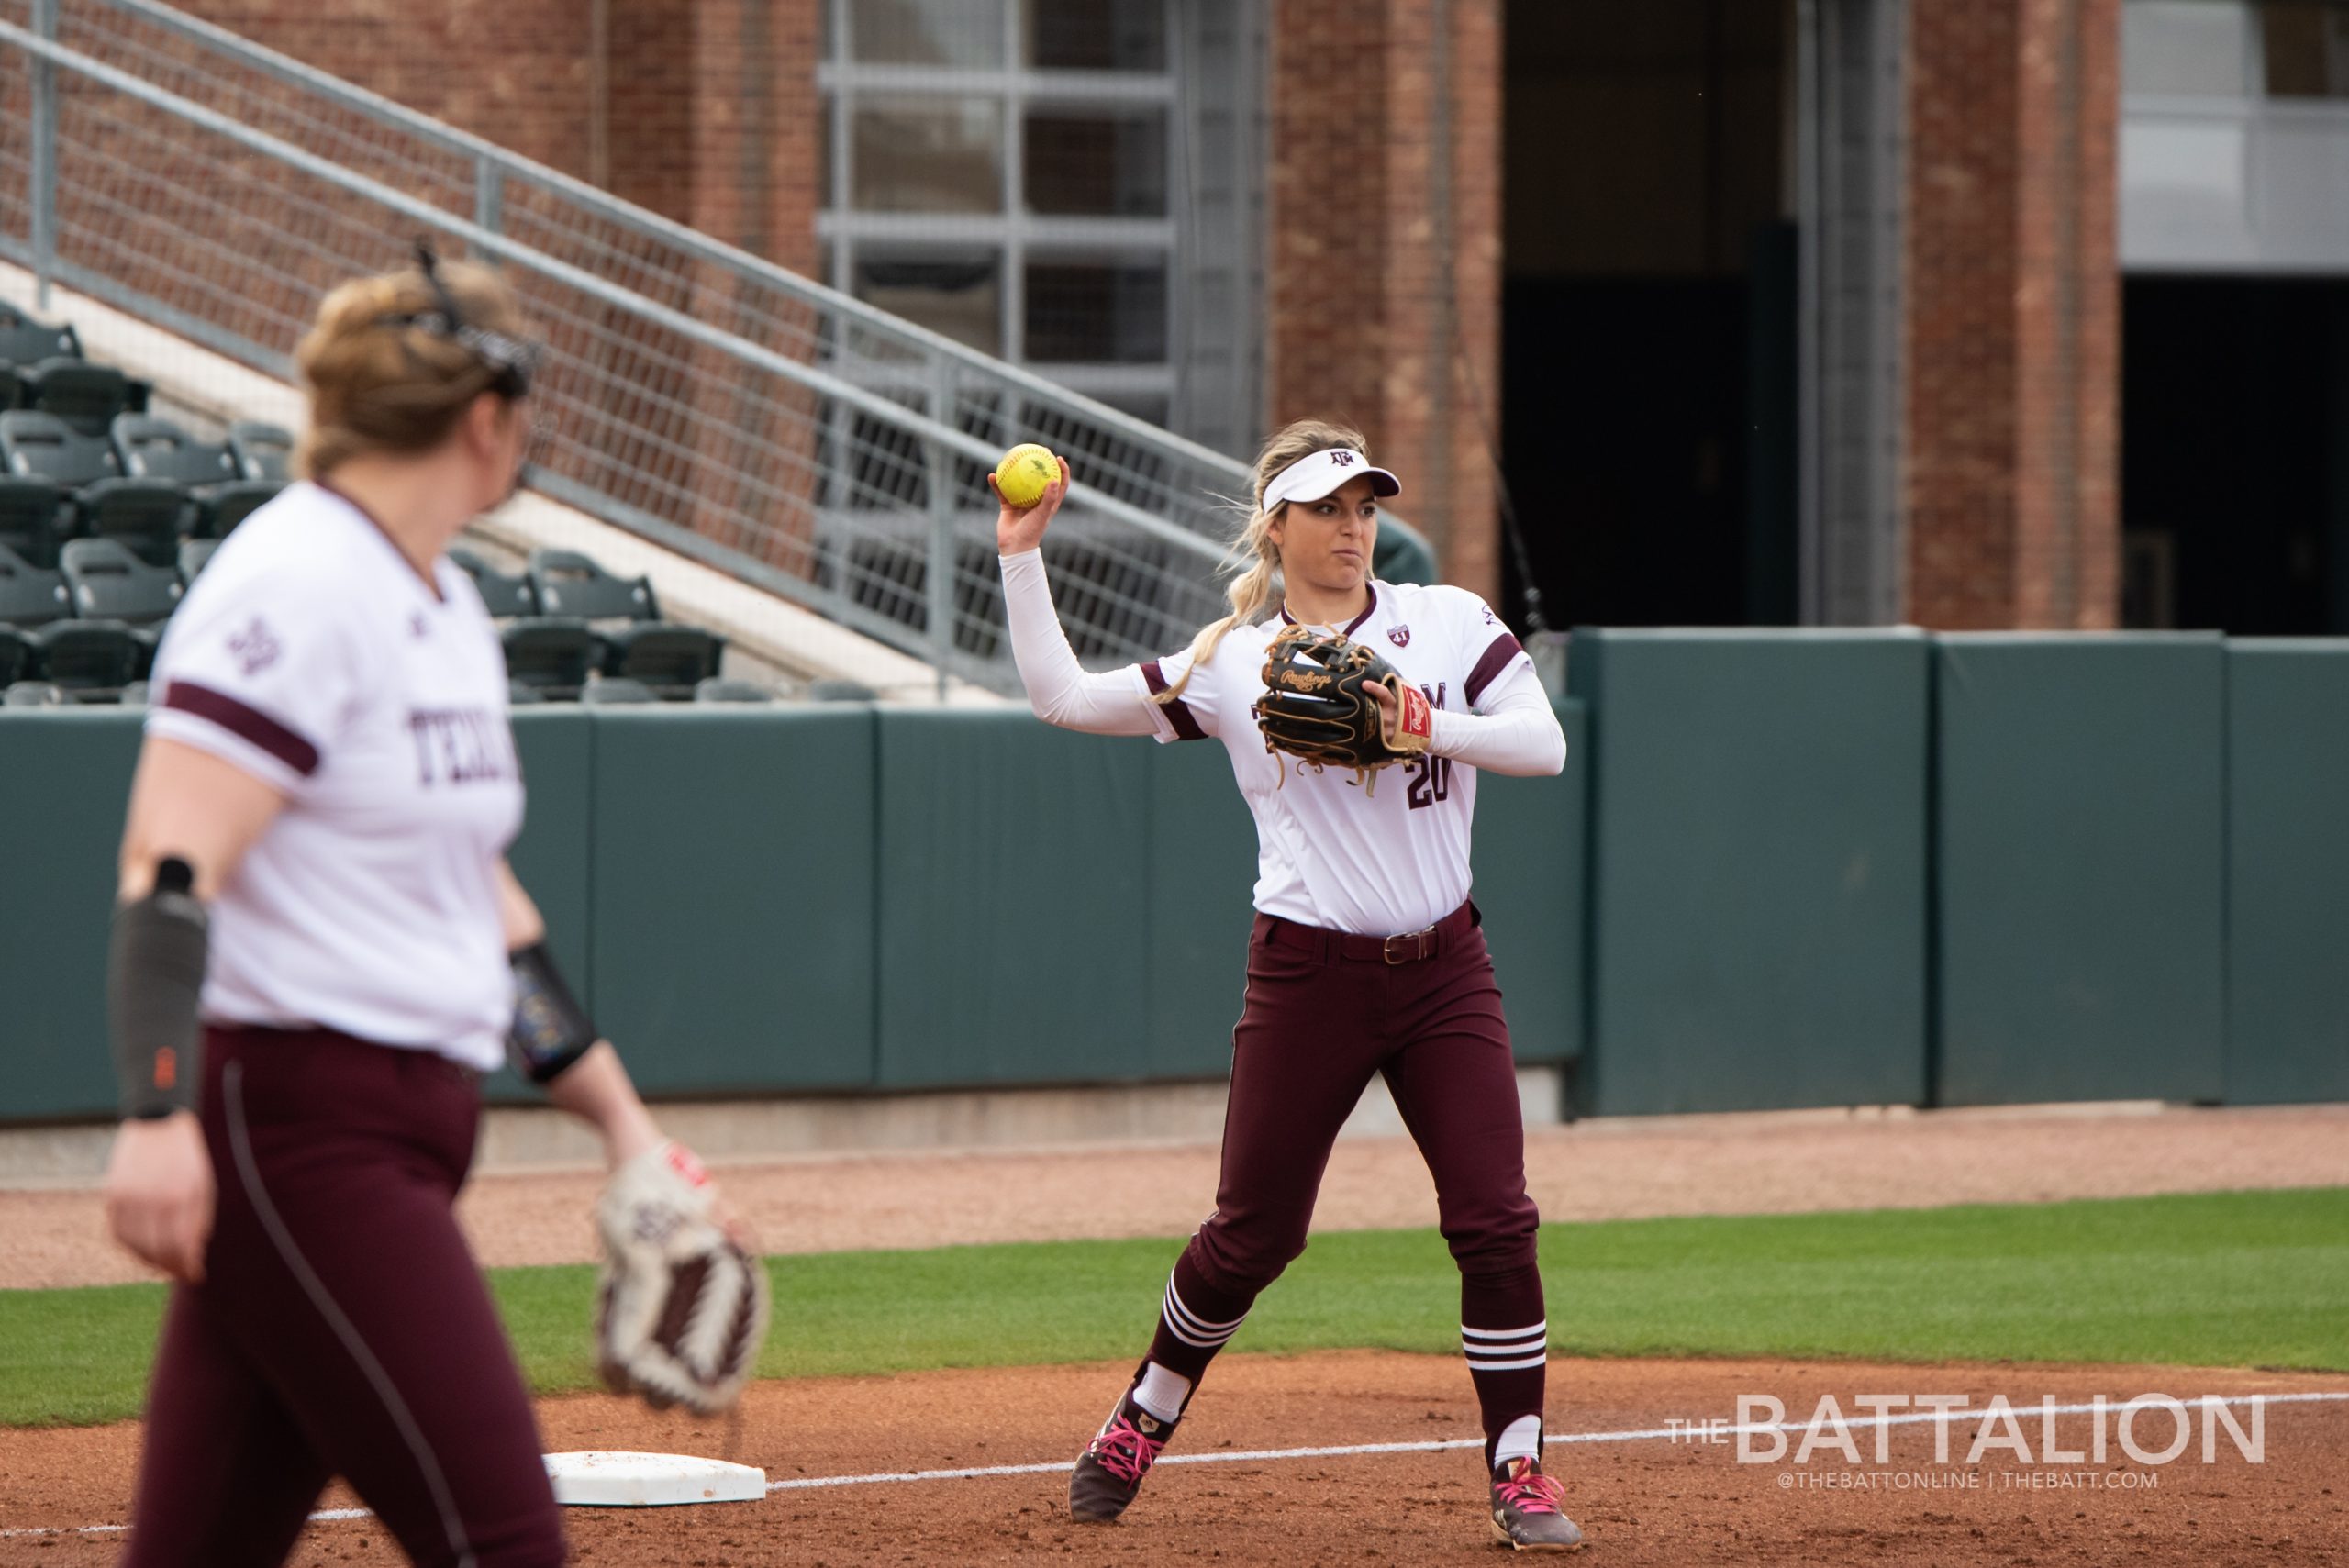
[6,1392,2343,1539]
[760,1392,2349,1491]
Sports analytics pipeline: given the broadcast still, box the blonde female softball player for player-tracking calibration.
[992,421,1579,1551]
[101,252,757,1567]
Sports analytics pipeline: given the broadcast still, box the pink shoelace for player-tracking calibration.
[1087,1411,1166,1485]
[1496,1461,1567,1516]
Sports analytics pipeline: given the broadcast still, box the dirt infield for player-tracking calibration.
[8,1102,2347,1288]
[3,1351,2343,1565]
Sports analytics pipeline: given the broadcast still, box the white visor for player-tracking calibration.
[1261,447,1401,510]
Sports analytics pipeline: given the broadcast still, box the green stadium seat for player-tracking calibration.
[598,625,725,697]
[450,547,539,617]
[29,619,139,694]
[3,679,66,706]
[528,548,721,695]
[111,415,241,486]
[0,484,70,573]
[3,411,192,563]
[227,421,293,484]
[61,538,182,625]
[178,537,218,584]
[499,617,596,699]
[0,542,71,627]
[0,317,80,383]
[527,549,658,621]
[17,360,143,439]
[2,408,120,487]
[112,416,277,537]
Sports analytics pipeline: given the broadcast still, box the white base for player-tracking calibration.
[543,1451,767,1507]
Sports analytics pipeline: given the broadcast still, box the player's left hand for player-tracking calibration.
[104,1111,216,1284]
[1366,680,1400,748]
[594,1140,769,1416]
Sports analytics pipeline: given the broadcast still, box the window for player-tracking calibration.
[2125,1,2256,95]
[852,98,1003,213]
[849,0,1005,69]
[1026,107,1168,217]
[1028,0,1168,72]
[2261,2,2349,96]
[853,252,1003,354]
[820,0,1176,393]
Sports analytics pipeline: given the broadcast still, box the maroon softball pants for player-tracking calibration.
[121,1027,563,1568]
[1146,901,1547,1457]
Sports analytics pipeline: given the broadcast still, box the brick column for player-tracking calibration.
[1268,0,1503,603]
[1904,0,2119,629]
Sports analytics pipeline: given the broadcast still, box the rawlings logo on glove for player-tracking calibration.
[594,1140,769,1416]
[1253,624,1431,792]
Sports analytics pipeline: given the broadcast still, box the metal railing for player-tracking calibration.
[0,0,1430,695]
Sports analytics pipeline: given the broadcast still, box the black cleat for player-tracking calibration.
[1068,1387,1178,1523]
[1489,1456,1584,1551]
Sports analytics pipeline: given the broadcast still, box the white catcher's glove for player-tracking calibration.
[594,1140,769,1415]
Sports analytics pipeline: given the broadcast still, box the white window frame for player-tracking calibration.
[819,0,1182,411]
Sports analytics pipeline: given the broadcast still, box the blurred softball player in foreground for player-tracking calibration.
[101,251,764,1567]
[994,420,1578,1551]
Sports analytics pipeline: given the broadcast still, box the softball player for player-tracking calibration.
[993,420,1580,1551]
[101,254,736,1566]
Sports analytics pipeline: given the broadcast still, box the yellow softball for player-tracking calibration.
[995,443,1059,509]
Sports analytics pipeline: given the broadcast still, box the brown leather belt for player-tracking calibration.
[1255,900,1478,965]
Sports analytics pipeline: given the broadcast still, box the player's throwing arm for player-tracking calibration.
[102,250,763,1568]
[992,422,1577,1552]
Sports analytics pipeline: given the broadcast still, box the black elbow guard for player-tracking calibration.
[108,858,208,1120]
[508,941,597,1084]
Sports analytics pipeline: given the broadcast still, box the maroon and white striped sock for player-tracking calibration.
[1462,1264,1548,1468]
[1143,1248,1255,1388]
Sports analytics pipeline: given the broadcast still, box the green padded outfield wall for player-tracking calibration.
[1568,630,1930,1116]
[506,710,594,998]
[1142,734,1261,1078]
[0,709,143,1120]
[1464,702,1587,1065]
[1933,634,2226,1106]
[589,707,876,1094]
[482,708,596,1103]
[874,710,1153,1087]
[2224,641,2349,1104]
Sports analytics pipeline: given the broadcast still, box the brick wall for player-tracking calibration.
[1904,0,2120,629]
[1268,0,1503,603]
[174,0,818,269]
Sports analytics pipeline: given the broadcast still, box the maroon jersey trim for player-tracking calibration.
[1141,660,1208,741]
[1464,630,1526,707]
[161,679,322,777]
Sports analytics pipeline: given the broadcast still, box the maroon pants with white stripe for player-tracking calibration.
[121,1027,563,1568]
[1145,902,1547,1464]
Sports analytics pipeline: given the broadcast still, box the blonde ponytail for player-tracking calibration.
[1155,418,1374,703]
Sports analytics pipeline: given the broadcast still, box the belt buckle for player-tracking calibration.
[1383,926,1433,964]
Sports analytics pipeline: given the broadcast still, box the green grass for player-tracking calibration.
[4,1187,2343,1429]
